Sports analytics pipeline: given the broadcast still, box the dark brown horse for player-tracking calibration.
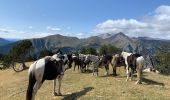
[127,54,141,75]
[99,54,113,75]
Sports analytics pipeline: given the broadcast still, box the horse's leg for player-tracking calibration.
[125,60,130,81]
[80,63,82,72]
[92,63,95,76]
[57,75,63,96]
[112,62,116,76]
[78,64,80,71]
[104,64,109,76]
[84,63,87,72]
[32,81,42,100]
[95,63,99,76]
[136,63,142,84]
[113,65,116,76]
[130,68,133,81]
[136,70,141,84]
[96,67,99,76]
[86,63,89,70]
[73,63,76,71]
[53,79,57,96]
[107,65,109,75]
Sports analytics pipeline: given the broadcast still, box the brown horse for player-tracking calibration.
[111,54,125,76]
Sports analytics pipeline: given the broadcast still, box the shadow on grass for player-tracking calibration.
[81,69,93,74]
[99,73,126,77]
[62,87,94,100]
[142,77,164,86]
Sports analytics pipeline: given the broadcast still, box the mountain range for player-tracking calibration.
[0,38,11,46]
[0,32,170,56]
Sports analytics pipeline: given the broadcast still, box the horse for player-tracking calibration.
[63,53,73,70]
[72,54,81,71]
[72,54,89,72]
[84,54,101,76]
[121,51,132,80]
[111,54,125,76]
[26,53,69,100]
[121,51,144,84]
[99,54,113,75]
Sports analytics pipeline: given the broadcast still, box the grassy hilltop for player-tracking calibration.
[0,62,170,100]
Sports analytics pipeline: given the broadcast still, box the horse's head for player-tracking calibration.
[112,54,125,67]
[84,54,90,64]
[65,54,73,68]
[53,59,65,75]
[52,54,67,73]
[52,53,62,60]
[121,51,125,57]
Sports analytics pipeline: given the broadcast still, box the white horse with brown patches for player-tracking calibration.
[121,51,144,84]
[121,51,132,80]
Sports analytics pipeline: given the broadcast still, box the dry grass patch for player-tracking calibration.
[0,63,170,100]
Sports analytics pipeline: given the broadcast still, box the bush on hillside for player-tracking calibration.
[38,49,54,58]
[155,45,170,75]
[80,47,97,55]
[99,44,121,55]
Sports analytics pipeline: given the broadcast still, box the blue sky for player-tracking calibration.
[0,0,170,39]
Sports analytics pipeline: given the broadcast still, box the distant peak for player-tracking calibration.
[98,33,113,39]
[115,32,126,37]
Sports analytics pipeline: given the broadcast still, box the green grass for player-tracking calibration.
[0,63,170,100]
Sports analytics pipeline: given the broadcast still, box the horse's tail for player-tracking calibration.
[136,56,145,74]
[26,64,36,100]
[137,56,144,68]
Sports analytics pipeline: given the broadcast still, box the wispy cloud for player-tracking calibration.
[94,5,170,39]
[0,27,57,39]
[46,26,61,31]
[0,27,85,39]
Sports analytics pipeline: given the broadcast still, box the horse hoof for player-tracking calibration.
[136,81,142,84]
[57,93,63,96]
[54,92,58,96]
[54,92,62,96]
[126,79,128,82]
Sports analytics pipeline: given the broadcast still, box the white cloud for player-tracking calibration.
[155,5,170,15]
[46,26,61,31]
[0,27,57,39]
[75,33,85,38]
[94,19,148,34]
[94,5,170,39]
[0,28,10,33]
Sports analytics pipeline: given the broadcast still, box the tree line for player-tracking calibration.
[154,45,170,75]
[0,40,170,75]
